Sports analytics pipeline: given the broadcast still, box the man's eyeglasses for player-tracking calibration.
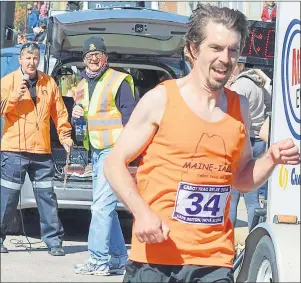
[85,52,104,60]
[20,42,40,52]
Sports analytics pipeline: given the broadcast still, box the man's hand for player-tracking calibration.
[12,80,29,101]
[72,105,84,119]
[134,209,170,244]
[63,140,74,153]
[269,138,300,165]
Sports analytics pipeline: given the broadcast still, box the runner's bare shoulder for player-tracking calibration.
[138,83,167,126]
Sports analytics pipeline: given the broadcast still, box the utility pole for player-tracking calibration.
[0,1,16,48]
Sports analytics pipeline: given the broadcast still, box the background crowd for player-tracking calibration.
[16,1,49,45]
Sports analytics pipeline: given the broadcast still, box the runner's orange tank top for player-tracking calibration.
[130,79,246,267]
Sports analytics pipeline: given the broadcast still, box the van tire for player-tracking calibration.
[247,235,279,282]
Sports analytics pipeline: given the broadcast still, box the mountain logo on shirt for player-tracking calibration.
[181,133,230,181]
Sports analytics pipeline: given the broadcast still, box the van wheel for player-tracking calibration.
[6,213,23,235]
[247,235,279,282]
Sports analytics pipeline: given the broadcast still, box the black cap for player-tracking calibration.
[83,36,106,58]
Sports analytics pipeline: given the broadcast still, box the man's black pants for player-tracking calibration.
[0,151,64,248]
[123,260,234,283]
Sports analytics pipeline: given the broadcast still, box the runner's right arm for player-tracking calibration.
[104,85,165,212]
[104,85,170,243]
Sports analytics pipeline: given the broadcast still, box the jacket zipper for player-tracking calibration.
[32,83,40,153]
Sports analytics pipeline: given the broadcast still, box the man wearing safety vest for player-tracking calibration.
[72,36,137,275]
[0,42,73,256]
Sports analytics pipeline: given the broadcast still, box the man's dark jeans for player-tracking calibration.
[0,151,64,248]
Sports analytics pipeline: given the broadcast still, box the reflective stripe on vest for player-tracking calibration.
[87,117,123,130]
[78,68,134,150]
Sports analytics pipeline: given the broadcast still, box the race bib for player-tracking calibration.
[172,182,230,225]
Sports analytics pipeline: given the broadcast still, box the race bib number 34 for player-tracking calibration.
[172,182,231,225]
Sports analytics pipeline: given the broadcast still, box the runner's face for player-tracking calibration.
[193,21,241,91]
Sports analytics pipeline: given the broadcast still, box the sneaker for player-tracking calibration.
[109,258,126,275]
[73,260,110,276]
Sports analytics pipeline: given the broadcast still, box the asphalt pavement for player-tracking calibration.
[1,197,250,282]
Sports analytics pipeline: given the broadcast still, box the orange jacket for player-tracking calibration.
[1,69,72,154]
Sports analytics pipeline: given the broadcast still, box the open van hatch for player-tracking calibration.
[47,8,188,59]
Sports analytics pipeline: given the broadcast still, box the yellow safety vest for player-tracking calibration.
[77,68,135,150]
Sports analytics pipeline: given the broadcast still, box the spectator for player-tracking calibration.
[33,22,47,44]
[259,116,270,143]
[261,2,277,22]
[229,63,272,231]
[27,6,39,34]
[17,33,28,45]
[0,43,73,255]
[39,2,48,24]
[32,1,40,16]
[225,62,244,88]
[72,36,136,276]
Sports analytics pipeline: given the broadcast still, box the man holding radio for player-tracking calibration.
[0,42,73,256]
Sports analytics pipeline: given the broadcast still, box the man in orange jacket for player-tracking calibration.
[0,42,73,256]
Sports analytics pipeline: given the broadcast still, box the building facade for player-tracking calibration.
[158,1,265,21]
[49,1,265,21]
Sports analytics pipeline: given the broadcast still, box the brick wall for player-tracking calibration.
[159,1,178,13]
